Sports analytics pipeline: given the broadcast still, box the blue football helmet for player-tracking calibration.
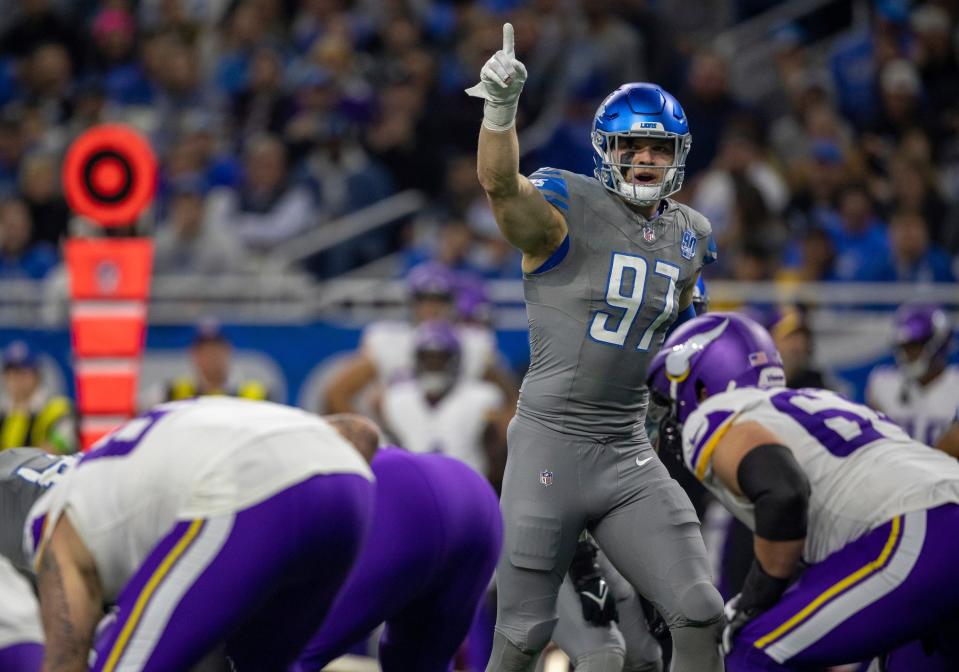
[592,83,692,206]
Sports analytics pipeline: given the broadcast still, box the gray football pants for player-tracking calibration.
[553,548,663,671]
[487,417,723,672]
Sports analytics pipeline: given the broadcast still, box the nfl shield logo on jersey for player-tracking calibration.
[540,470,553,487]
[643,226,656,243]
[681,230,697,260]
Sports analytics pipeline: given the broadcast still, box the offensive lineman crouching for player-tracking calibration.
[26,398,377,671]
[295,446,503,671]
[647,313,959,670]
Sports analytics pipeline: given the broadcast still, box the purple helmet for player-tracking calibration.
[406,261,456,300]
[455,275,492,325]
[892,304,952,381]
[647,312,785,431]
[414,320,461,396]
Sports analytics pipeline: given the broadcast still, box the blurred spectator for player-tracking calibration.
[870,209,954,283]
[283,66,344,161]
[301,122,395,219]
[206,133,316,255]
[161,112,242,202]
[152,37,221,154]
[153,176,248,276]
[403,219,480,276]
[864,59,936,154]
[909,5,958,117]
[769,73,854,173]
[0,340,76,454]
[692,128,789,262]
[679,48,753,178]
[0,0,81,64]
[779,226,839,283]
[156,319,270,403]
[232,45,295,143]
[22,42,73,126]
[657,0,734,60]
[365,77,444,195]
[577,0,645,91]
[18,151,69,247]
[782,139,851,240]
[0,112,25,195]
[729,243,776,282]
[213,1,266,96]
[829,0,912,126]
[89,7,154,107]
[825,182,890,281]
[0,197,57,279]
[765,306,833,389]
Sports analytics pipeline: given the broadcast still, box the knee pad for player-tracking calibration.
[676,580,724,627]
[571,648,626,672]
[623,638,663,672]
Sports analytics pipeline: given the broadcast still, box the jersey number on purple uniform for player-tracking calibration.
[771,389,892,457]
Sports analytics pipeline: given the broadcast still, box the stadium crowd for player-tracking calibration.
[0,0,955,282]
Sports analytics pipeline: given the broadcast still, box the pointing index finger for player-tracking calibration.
[503,23,514,58]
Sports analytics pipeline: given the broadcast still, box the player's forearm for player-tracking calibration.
[753,537,804,579]
[477,124,521,198]
[38,549,100,672]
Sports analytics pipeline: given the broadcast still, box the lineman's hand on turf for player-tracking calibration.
[720,593,758,655]
[465,23,528,131]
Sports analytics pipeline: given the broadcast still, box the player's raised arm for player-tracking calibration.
[467,23,566,268]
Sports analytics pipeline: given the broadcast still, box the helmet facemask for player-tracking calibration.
[593,130,692,207]
[415,348,460,398]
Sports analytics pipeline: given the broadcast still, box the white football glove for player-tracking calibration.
[465,23,528,132]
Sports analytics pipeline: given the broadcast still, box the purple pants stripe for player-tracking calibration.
[727,504,959,671]
[0,642,43,671]
[753,515,903,651]
[92,473,373,671]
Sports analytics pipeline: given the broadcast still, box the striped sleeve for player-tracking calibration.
[529,167,569,214]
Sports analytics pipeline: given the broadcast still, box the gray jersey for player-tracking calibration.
[0,448,75,573]
[519,168,715,436]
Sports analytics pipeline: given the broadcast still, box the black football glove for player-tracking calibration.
[720,560,791,655]
[569,537,618,626]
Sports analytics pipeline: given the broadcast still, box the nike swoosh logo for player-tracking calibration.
[636,456,654,467]
[582,583,609,608]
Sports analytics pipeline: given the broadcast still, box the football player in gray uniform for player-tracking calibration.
[468,23,723,672]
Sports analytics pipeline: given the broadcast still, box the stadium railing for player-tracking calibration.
[3,277,955,328]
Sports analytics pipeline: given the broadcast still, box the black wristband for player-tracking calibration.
[739,559,790,613]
